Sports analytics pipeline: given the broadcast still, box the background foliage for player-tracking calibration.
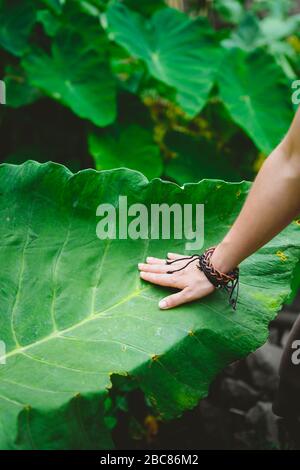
[1,0,299,181]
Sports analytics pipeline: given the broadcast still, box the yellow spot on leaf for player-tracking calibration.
[276,250,288,262]
[151,354,160,362]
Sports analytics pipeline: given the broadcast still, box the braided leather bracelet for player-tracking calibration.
[166,247,239,310]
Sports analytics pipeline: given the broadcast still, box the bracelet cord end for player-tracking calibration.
[198,247,239,311]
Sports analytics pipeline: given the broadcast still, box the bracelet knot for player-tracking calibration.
[198,247,239,310]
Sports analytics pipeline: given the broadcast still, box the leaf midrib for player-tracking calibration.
[3,286,150,361]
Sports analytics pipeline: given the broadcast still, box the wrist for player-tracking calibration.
[210,241,237,273]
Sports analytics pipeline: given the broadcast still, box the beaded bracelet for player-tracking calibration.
[166,246,239,310]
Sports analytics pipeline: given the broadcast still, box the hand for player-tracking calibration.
[138,252,215,310]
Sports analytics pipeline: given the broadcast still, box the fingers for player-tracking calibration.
[140,271,179,288]
[167,252,185,260]
[138,263,169,274]
[144,253,186,264]
[138,252,188,273]
[158,287,195,309]
[145,256,166,265]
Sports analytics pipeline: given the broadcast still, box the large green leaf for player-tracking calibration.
[22,29,116,127]
[88,125,163,179]
[0,0,36,56]
[218,48,293,154]
[106,4,223,116]
[0,161,299,449]
[287,257,300,304]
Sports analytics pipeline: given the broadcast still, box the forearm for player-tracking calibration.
[212,127,300,272]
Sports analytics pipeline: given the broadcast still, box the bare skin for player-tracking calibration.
[138,107,300,310]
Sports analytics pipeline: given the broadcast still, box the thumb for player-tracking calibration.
[159,288,193,310]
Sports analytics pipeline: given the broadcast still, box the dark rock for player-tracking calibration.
[223,361,242,378]
[268,326,279,345]
[278,417,300,450]
[221,378,259,411]
[246,401,280,449]
[246,341,282,394]
[288,291,300,312]
[198,399,233,449]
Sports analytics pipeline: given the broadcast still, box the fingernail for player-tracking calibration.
[146,257,153,262]
[140,271,145,278]
[138,263,143,269]
[159,300,168,309]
